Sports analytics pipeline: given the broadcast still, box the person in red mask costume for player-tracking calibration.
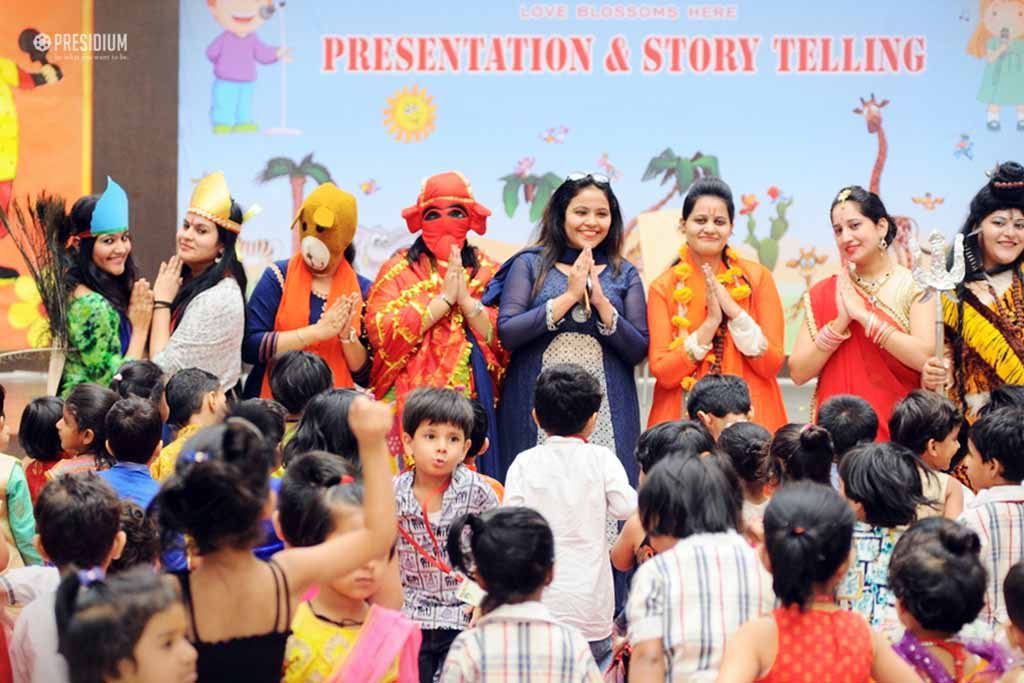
[366,171,507,473]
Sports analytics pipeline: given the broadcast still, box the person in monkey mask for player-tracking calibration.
[243,182,369,397]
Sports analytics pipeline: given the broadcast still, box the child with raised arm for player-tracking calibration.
[151,396,395,683]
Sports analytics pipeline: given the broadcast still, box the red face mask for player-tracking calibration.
[421,203,471,258]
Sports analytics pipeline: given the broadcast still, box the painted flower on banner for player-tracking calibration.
[383,86,437,143]
[6,275,49,348]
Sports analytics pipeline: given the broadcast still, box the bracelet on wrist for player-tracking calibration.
[439,293,454,308]
[340,328,359,344]
[154,300,173,307]
[153,302,171,311]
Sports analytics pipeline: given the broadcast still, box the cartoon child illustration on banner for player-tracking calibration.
[206,0,291,134]
[0,28,63,277]
[967,0,1024,131]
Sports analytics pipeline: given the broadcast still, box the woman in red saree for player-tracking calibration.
[366,172,506,471]
[790,186,935,440]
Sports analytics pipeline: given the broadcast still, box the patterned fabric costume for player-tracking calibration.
[243,183,368,396]
[943,266,1024,418]
[366,172,506,472]
[804,266,923,440]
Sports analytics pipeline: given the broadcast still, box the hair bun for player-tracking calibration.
[938,522,981,557]
[799,425,832,450]
[991,162,1024,196]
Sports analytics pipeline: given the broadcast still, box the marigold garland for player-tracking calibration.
[671,244,752,391]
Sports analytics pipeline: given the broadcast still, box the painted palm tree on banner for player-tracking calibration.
[256,153,333,254]
[626,149,720,235]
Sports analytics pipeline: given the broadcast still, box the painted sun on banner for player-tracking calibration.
[383,85,436,143]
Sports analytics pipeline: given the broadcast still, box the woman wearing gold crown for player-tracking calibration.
[150,171,249,391]
[789,185,936,440]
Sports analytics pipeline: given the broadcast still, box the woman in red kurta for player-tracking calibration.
[646,178,787,431]
[789,186,935,440]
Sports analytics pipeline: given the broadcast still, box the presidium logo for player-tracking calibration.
[32,32,128,61]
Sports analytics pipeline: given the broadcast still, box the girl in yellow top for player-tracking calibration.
[277,453,417,682]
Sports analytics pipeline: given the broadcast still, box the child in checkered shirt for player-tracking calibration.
[439,507,601,682]
[958,406,1024,630]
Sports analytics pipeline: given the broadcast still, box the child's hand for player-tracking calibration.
[347,396,394,445]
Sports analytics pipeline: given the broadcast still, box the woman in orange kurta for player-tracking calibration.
[647,178,787,431]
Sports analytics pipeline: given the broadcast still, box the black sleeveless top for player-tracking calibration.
[175,559,293,683]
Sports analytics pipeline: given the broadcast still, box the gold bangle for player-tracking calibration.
[340,328,359,344]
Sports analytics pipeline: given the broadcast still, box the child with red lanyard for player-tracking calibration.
[393,388,499,683]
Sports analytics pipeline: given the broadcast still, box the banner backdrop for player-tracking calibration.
[0,1,92,350]
[179,1,1023,349]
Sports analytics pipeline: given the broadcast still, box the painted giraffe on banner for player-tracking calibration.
[853,93,916,268]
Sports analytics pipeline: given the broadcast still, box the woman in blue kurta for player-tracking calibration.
[485,173,649,484]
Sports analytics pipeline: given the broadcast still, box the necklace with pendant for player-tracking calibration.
[851,269,893,305]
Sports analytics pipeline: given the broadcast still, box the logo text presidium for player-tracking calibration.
[50,33,128,52]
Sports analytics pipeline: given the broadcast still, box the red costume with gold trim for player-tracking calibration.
[366,172,507,461]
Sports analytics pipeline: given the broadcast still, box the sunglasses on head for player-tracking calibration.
[566,172,611,186]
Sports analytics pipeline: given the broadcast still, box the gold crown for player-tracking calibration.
[188,172,255,233]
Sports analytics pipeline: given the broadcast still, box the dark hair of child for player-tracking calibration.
[816,394,878,459]
[769,423,834,486]
[229,398,287,454]
[278,452,361,548]
[762,481,855,609]
[448,507,554,614]
[110,360,166,405]
[269,350,333,416]
[969,407,1024,483]
[65,383,119,466]
[635,420,714,475]
[109,501,160,575]
[282,388,360,469]
[19,396,65,462]
[839,442,930,528]
[105,397,163,466]
[639,453,739,538]
[1004,560,1024,630]
[35,473,122,568]
[153,419,272,555]
[888,517,986,634]
[467,399,489,458]
[165,368,220,429]
[685,374,751,419]
[55,565,181,683]
[717,421,776,487]
[978,384,1024,418]
[532,363,603,437]
[888,390,962,456]
[401,387,475,438]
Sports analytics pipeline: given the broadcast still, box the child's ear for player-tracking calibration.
[34,534,51,564]
[544,565,554,587]
[530,408,540,428]
[460,437,472,459]
[107,530,128,565]
[584,413,598,435]
[80,428,95,447]
[401,431,414,457]
[696,411,713,430]
[203,390,217,414]
[105,440,114,458]
[271,510,290,548]
[476,436,490,458]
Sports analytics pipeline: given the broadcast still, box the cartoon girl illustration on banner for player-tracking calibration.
[968,0,1024,131]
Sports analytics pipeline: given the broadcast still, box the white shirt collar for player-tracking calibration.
[477,601,560,626]
[971,484,1024,506]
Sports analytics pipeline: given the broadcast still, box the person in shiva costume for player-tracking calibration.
[366,171,507,475]
[243,182,370,397]
[206,0,291,133]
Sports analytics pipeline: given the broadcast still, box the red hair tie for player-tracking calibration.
[340,475,355,484]
[792,526,806,535]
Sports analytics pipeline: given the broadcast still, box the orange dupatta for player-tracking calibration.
[260,253,362,397]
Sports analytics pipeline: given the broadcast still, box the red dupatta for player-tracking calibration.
[807,275,920,440]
